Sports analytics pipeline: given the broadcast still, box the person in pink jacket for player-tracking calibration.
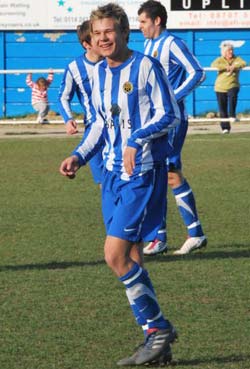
[26,70,54,123]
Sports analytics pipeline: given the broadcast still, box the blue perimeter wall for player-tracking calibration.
[0,29,249,118]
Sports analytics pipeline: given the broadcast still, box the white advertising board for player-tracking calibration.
[0,0,250,30]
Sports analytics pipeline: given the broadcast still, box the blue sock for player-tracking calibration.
[120,263,169,332]
[173,179,204,237]
[156,218,167,243]
[125,290,148,336]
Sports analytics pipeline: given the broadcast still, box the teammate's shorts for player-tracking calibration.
[89,151,103,184]
[101,165,167,243]
[167,118,188,171]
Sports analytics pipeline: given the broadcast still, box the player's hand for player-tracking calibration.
[123,146,137,176]
[59,155,80,179]
[66,120,78,135]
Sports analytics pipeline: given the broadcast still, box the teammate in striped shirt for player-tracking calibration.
[58,20,104,184]
[60,3,179,365]
[138,0,207,255]
[26,70,53,123]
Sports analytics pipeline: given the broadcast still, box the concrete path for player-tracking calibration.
[0,121,250,139]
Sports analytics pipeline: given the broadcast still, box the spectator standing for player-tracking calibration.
[60,3,179,366]
[138,0,207,255]
[58,20,104,184]
[26,70,54,123]
[211,42,246,134]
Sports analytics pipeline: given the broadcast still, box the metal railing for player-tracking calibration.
[0,67,249,124]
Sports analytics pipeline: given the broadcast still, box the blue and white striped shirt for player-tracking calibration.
[73,51,180,179]
[58,53,97,125]
[144,30,205,105]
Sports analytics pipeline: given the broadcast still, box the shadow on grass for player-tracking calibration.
[0,259,105,272]
[174,353,250,367]
[1,247,250,273]
[145,247,250,264]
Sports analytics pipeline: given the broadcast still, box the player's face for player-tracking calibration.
[87,37,103,60]
[138,12,159,39]
[91,18,126,61]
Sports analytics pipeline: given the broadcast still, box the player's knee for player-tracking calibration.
[104,247,121,271]
[104,250,116,269]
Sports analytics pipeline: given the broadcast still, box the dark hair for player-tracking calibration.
[77,20,91,45]
[138,0,167,28]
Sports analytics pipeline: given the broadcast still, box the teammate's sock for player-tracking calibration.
[173,179,204,237]
[120,263,169,331]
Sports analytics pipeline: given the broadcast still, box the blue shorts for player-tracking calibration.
[89,151,103,184]
[167,118,188,171]
[101,165,167,243]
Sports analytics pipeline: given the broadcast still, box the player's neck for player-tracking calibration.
[86,50,102,63]
[107,48,132,68]
[152,27,165,40]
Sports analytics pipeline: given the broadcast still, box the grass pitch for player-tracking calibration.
[0,132,250,369]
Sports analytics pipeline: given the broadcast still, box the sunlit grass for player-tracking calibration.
[0,133,250,369]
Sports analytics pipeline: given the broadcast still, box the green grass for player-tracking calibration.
[0,133,250,369]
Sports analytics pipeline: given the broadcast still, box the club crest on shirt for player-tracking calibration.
[153,50,158,58]
[123,81,133,94]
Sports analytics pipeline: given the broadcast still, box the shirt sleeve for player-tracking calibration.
[26,73,34,88]
[71,71,105,166]
[169,38,205,102]
[58,67,76,123]
[127,59,180,149]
